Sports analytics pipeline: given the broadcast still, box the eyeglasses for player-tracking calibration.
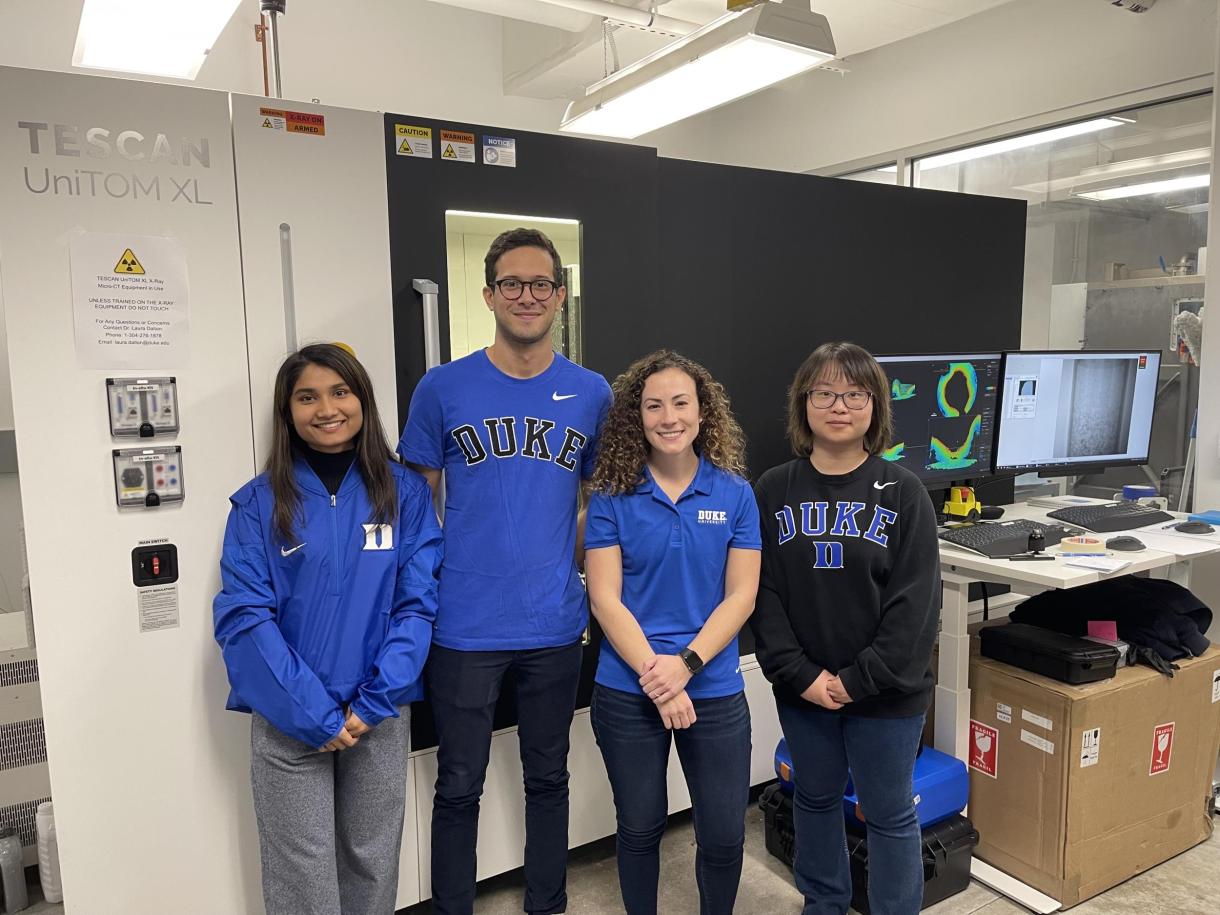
[492,278,559,301]
[807,390,872,410]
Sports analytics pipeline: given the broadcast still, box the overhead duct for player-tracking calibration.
[426,0,697,36]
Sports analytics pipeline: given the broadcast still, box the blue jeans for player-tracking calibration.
[776,702,926,915]
[591,684,752,915]
[427,642,583,915]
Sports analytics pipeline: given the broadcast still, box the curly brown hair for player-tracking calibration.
[592,350,748,494]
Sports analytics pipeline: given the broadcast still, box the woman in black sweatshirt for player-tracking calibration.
[751,342,940,915]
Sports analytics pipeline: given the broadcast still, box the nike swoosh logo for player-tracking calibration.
[874,481,898,490]
[552,392,577,401]
[280,543,307,557]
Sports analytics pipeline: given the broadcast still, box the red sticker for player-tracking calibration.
[1149,722,1174,775]
[969,720,998,778]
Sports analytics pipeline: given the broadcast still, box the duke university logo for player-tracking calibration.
[362,524,394,551]
[697,510,728,525]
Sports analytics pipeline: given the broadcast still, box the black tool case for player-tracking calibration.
[979,623,1119,684]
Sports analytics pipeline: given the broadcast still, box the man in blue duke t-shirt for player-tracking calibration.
[400,228,611,915]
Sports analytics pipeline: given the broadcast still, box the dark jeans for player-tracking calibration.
[427,642,583,915]
[591,684,752,915]
[777,702,926,915]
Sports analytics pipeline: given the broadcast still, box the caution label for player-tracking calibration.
[440,129,476,163]
[114,248,146,275]
[259,107,326,136]
[395,123,433,158]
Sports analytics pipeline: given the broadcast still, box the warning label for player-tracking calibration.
[260,107,326,136]
[1149,721,1174,775]
[969,720,998,778]
[395,124,433,158]
[114,248,145,275]
[440,129,476,163]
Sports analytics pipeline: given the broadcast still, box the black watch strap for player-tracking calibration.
[680,648,705,675]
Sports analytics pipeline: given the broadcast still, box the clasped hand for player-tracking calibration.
[639,654,691,704]
[319,708,370,752]
[802,670,853,710]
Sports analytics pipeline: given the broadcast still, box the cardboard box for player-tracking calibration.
[967,647,1220,908]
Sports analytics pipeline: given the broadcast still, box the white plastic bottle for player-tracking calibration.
[35,802,62,904]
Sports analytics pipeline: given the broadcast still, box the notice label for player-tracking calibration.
[1080,727,1101,768]
[996,702,1012,724]
[395,124,433,158]
[969,720,998,778]
[1022,709,1054,731]
[1021,730,1055,755]
[482,135,517,167]
[138,584,180,633]
[260,107,326,136]
[1149,722,1175,775]
[440,129,476,162]
[70,232,190,369]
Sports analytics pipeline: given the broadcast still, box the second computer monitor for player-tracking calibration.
[993,349,1161,473]
[875,353,1002,486]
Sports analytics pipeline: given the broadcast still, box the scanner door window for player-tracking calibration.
[444,213,583,364]
[0,291,30,650]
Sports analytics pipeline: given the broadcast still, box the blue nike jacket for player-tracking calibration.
[213,458,441,748]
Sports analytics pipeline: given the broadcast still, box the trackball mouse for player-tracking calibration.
[1175,520,1215,534]
[1106,536,1145,552]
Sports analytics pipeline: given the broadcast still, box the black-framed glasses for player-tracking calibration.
[492,278,559,301]
[807,390,872,410]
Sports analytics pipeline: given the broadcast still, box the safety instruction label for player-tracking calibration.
[260,107,326,136]
[440,129,475,162]
[138,584,180,633]
[395,124,433,157]
[1080,727,1101,768]
[482,135,517,167]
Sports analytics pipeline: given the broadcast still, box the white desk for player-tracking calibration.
[933,504,1220,912]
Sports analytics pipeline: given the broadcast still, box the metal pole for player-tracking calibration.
[260,1,286,99]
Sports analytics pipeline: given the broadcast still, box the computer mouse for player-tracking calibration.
[1106,536,1145,552]
[1175,520,1215,534]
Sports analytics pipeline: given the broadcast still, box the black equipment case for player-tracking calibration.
[759,784,979,912]
[979,623,1119,684]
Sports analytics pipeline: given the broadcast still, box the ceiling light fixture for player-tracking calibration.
[73,0,244,80]
[1074,173,1210,201]
[913,117,1131,171]
[559,0,835,139]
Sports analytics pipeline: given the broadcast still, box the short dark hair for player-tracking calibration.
[483,227,565,287]
[787,341,893,457]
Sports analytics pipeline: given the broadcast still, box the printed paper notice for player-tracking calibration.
[138,584,180,633]
[70,232,189,369]
[1080,728,1101,768]
[482,135,517,167]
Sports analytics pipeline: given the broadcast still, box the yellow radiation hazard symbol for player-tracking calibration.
[399,138,413,155]
[262,118,273,128]
[442,143,458,159]
[114,248,145,275]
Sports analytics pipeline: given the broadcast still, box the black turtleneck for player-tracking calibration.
[298,444,357,496]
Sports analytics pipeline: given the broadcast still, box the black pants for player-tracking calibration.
[427,641,583,915]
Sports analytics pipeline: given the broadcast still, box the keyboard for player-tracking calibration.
[939,519,1076,558]
[1047,501,1174,534]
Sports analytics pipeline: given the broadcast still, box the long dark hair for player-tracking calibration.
[267,344,398,543]
[592,350,748,495]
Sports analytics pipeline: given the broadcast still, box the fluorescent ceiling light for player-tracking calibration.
[1168,202,1209,214]
[1013,147,1212,196]
[445,210,580,226]
[916,118,1129,171]
[73,0,243,79]
[1074,173,1210,201]
[560,1,835,139]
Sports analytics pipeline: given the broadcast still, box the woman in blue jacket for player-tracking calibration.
[585,350,761,915]
[214,343,442,915]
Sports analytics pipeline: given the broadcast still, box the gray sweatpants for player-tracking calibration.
[251,709,411,915]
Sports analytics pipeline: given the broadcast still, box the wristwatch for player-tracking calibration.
[679,648,705,675]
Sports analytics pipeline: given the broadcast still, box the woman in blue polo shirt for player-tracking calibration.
[585,349,761,915]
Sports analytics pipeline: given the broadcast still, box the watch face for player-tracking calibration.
[681,649,704,674]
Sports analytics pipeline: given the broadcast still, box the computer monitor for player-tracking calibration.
[993,349,1161,473]
[875,353,1002,486]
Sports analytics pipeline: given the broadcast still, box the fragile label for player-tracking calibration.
[482,135,517,167]
[996,702,1012,724]
[1021,709,1053,731]
[440,129,476,163]
[395,124,433,158]
[1021,730,1055,755]
[1149,722,1174,775]
[969,720,998,778]
[1212,669,1220,703]
[1080,728,1101,768]
[260,107,326,136]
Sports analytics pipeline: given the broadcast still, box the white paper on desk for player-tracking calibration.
[1129,531,1220,556]
[1064,556,1131,573]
